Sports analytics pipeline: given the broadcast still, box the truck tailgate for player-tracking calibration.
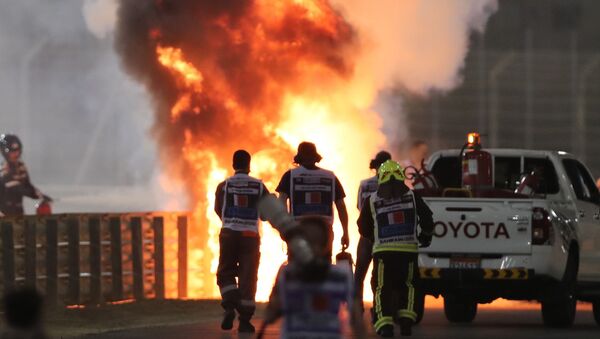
[423,198,533,255]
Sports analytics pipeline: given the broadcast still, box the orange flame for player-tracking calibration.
[116,0,521,311]
[157,46,203,121]
[146,0,384,302]
[157,46,203,90]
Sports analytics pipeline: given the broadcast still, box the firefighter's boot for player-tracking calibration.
[238,319,255,333]
[400,317,413,336]
[221,309,235,330]
[377,324,394,337]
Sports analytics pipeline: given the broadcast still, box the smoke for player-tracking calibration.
[83,0,119,39]
[331,0,498,149]
[113,0,375,297]
[113,0,357,203]
[111,0,498,298]
[95,0,499,159]
[0,0,162,213]
[335,0,498,93]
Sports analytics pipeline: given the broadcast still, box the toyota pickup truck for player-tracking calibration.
[415,147,600,328]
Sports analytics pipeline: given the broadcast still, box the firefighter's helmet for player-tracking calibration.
[0,134,22,159]
[377,160,406,184]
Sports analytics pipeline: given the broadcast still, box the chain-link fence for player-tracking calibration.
[407,48,600,178]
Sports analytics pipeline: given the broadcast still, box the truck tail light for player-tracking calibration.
[532,207,553,245]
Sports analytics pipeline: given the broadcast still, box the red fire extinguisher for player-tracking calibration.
[514,169,541,197]
[461,133,493,190]
[35,195,53,215]
[335,248,354,275]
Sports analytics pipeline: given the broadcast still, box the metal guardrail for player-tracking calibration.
[0,212,188,306]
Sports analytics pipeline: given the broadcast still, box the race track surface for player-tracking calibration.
[82,303,598,338]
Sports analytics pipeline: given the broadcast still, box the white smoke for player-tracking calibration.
[336,0,498,93]
[329,0,498,151]
[83,0,119,39]
[0,0,162,213]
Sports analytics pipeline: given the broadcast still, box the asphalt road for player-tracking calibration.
[83,303,599,339]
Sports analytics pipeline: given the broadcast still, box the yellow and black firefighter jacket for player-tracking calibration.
[358,189,434,253]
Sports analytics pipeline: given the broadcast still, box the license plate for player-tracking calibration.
[449,256,481,269]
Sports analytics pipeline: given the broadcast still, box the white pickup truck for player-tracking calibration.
[416,148,600,328]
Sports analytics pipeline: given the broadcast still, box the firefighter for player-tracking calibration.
[261,216,363,339]
[214,150,270,333]
[358,160,434,337]
[0,134,46,217]
[355,151,392,310]
[276,142,349,258]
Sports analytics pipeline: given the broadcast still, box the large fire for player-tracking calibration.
[115,0,384,301]
[106,0,512,310]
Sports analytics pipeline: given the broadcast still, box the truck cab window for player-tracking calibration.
[524,158,560,195]
[563,159,600,204]
[431,156,461,189]
[494,157,521,190]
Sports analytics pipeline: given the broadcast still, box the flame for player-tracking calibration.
[118,0,522,312]
[110,0,502,308]
[157,47,203,121]
[156,70,382,303]
[120,0,384,302]
[156,46,203,90]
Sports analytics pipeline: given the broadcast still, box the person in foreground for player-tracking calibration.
[358,160,434,337]
[1,287,48,339]
[261,216,365,339]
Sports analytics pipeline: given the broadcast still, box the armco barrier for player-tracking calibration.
[0,212,188,306]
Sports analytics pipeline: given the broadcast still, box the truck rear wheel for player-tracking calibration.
[541,249,578,328]
[443,295,477,323]
[541,294,576,327]
[592,301,600,326]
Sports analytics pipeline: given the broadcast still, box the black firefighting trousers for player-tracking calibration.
[371,251,418,332]
[216,228,260,321]
[354,236,373,307]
